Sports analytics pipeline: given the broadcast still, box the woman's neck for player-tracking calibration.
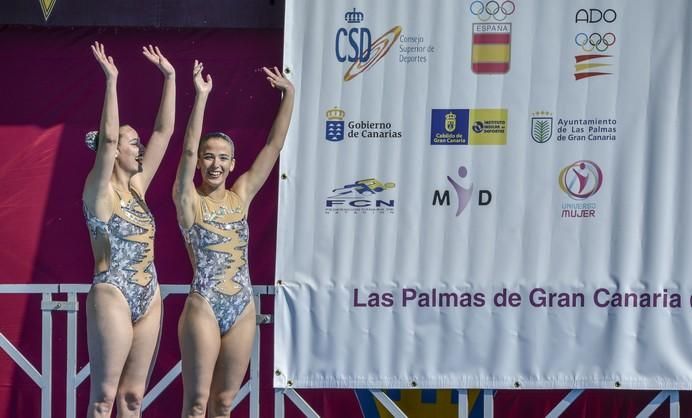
[111,169,131,191]
[199,183,226,200]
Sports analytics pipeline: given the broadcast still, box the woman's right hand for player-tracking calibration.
[91,41,118,80]
[193,60,212,94]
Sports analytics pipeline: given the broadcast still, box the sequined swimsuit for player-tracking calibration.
[181,190,252,335]
[84,185,157,322]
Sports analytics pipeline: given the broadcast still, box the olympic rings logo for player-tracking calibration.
[575,32,616,52]
[469,0,516,21]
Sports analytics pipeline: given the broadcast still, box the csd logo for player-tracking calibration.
[335,8,372,63]
[575,8,616,23]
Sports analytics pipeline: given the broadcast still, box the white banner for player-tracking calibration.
[274,0,692,389]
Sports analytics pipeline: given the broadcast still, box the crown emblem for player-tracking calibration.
[326,107,346,120]
[344,8,364,24]
[444,112,457,133]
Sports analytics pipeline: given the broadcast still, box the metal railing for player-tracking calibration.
[0,284,683,418]
[0,283,273,418]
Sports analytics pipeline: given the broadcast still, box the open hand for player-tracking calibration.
[193,60,212,94]
[142,45,175,77]
[263,66,293,93]
[91,41,118,80]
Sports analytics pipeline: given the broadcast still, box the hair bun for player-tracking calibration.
[85,131,98,151]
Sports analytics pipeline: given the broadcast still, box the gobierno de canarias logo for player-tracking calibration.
[335,8,402,81]
[558,160,603,200]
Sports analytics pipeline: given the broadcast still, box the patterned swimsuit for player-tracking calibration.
[181,190,252,335]
[84,185,157,322]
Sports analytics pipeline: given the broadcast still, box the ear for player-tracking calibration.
[229,158,236,172]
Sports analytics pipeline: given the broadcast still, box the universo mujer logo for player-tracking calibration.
[558,160,603,200]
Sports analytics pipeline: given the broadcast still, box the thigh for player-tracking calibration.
[118,286,163,393]
[210,301,256,397]
[179,293,222,396]
[86,283,134,392]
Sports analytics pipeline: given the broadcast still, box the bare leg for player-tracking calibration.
[207,301,256,418]
[86,284,134,418]
[115,287,163,417]
[179,293,222,418]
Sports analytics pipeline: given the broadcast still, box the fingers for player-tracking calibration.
[193,60,203,76]
[263,66,286,82]
[91,42,103,59]
[142,44,157,62]
[91,41,111,64]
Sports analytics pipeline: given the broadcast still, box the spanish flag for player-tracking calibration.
[472,23,511,74]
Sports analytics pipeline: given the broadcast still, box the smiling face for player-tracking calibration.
[197,136,235,190]
[116,125,144,174]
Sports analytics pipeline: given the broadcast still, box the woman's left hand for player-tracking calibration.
[263,66,294,94]
[143,45,175,77]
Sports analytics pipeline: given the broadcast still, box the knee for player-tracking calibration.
[90,385,117,414]
[117,388,144,413]
[183,390,209,417]
[210,390,238,416]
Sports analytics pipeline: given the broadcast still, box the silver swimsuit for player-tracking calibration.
[84,186,157,322]
[181,190,252,335]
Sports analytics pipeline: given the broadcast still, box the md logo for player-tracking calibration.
[432,166,491,216]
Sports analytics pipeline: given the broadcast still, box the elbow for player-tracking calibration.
[155,126,175,137]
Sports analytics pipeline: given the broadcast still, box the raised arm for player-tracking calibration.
[133,45,176,192]
[83,42,119,214]
[232,67,295,209]
[173,60,212,228]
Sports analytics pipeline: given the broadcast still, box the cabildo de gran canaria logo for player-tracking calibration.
[430,109,507,145]
[470,0,515,74]
[335,8,402,81]
[325,107,402,142]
